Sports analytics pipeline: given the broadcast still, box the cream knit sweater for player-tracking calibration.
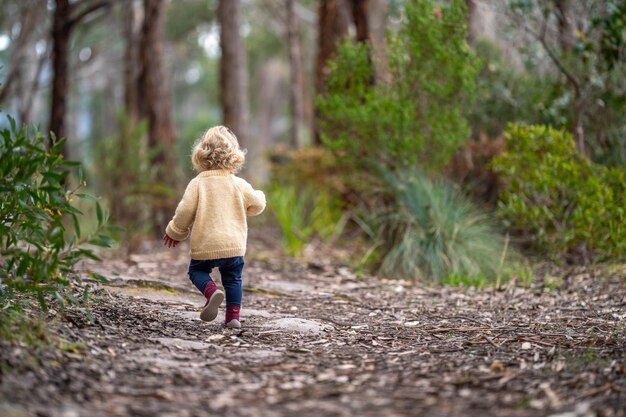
[165,170,266,260]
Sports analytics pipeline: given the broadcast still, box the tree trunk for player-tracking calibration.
[139,0,177,163]
[0,1,43,106]
[48,0,110,154]
[368,0,388,83]
[219,0,249,149]
[123,0,140,126]
[19,46,47,123]
[139,0,179,234]
[314,0,352,144]
[315,0,352,98]
[466,0,478,46]
[112,0,141,227]
[253,60,283,184]
[351,0,369,43]
[49,0,71,151]
[286,0,306,148]
[555,0,575,52]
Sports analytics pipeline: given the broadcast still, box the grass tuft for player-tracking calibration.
[372,169,512,283]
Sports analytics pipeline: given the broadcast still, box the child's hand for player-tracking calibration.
[163,234,179,248]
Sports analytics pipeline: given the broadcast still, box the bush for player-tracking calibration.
[491,123,625,261]
[0,118,115,309]
[503,1,626,166]
[91,112,163,247]
[314,1,511,281]
[317,0,478,173]
[269,183,344,257]
[370,168,510,282]
[268,147,351,257]
[469,40,566,138]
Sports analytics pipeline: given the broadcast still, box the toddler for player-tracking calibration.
[163,126,266,328]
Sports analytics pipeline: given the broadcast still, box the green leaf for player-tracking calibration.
[95,201,103,226]
[16,257,30,277]
[78,249,101,262]
[106,225,126,233]
[76,193,98,202]
[81,308,95,324]
[71,213,81,238]
[89,272,109,284]
[82,286,90,303]
[54,291,66,307]
[66,292,79,305]
[59,160,81,167]
[37,290,48,312]
[50,137,66,155]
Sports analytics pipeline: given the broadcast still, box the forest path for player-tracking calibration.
[1,240,625,417]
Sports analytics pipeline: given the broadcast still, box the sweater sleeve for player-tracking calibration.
[234,176,266,216]
[165,179,199,241]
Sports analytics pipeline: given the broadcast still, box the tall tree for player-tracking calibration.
[0,1,44,107]
[219,0,249,148]
[315,0,352,99]
[48,0,110,153]
[466,0,478,46]
[49,0,71,148]
[368,0,389,83]
[138,0,179,232]
[286,0,306,148]
[19,45,48,123]
[314,0,353,145]
[314,0,371,144]
[123,0,140,126]
[351,0,369,43]
[555,0,575,52]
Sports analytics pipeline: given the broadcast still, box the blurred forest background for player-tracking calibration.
[0,0,625,297]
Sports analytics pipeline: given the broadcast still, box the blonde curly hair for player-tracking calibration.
[191,126,246,173]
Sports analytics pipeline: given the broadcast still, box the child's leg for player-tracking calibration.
[218,257,244,305]
[188,259,214,293]
[188,259,224,322]
[218,257,244,328]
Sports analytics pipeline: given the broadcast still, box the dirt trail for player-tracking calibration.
[1,240,625,417]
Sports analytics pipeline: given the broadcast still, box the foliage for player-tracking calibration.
[91,112,162,245]
[440,273,488,288]
[268,183,344,257]
[317,0,478,173]
[268,147,348,257]
[469,40,566,137]
[0,305,49,347]
[269,146,355,204]
[165,0,216,42]
[315,0,509,281]
[491,124,625,261]
[370,169,510,282]
[593,0,626,70]
[506,0,626,166]
[0,118,115,309]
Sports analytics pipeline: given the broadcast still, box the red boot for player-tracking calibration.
[225,305,241,329]
[200,282,224,322]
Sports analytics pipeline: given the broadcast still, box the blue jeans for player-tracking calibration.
[188,257,244,306]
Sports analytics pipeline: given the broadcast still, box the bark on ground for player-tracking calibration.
[1,240,624,417]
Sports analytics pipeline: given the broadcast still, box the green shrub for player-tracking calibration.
[491,123,625,260]
[269,184,344,257]
[91,112,160,246]
[504,1,626,166]
[0,118,115,309]
[370,169,510,282]
[469,40,566,137]
[317,0,478,173]
[440,273,488,288]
